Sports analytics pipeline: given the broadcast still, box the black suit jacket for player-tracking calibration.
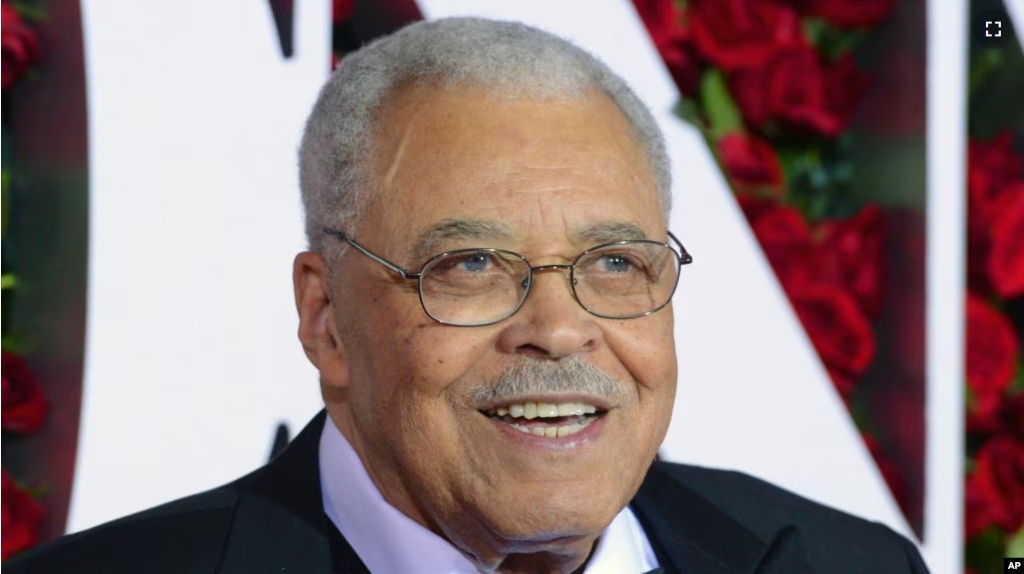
[7,411,930,573]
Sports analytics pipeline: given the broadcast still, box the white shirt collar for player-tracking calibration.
[318,414,660,574]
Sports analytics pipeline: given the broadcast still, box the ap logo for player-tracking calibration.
[1007,558,1024,571]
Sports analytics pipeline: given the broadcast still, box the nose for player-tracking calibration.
[495,266,602,360]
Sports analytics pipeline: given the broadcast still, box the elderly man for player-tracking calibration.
[9,17,928,574]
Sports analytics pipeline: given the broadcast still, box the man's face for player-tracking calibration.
[302,86,677,565]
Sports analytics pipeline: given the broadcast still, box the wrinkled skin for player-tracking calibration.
[294,86,677,574]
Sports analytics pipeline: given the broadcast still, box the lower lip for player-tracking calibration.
[485,412,608,451]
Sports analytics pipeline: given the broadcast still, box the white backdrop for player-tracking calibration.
[72,0,327,530]
[73,1,966,572]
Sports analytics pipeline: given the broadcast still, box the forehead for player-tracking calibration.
[364,85,663,252]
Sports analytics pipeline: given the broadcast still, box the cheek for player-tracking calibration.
[376,328,497,479]
[608,315,677,450]
[374,323,494,415]
[609,314,677,393]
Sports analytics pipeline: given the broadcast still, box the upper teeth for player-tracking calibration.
[487,402,598,419]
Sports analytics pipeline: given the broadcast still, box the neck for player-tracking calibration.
[326,405,603,574]
[489,540,600,574]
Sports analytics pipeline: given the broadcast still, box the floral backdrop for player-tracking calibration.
[961,12,1024,566]
[634,0,919,524]
[634,0,1024,568]
[2,0,49,561]
[2,0,1021,567]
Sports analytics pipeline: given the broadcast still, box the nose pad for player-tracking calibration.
[525,265,579,304]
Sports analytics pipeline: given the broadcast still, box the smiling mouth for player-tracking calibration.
[481,402,607,438]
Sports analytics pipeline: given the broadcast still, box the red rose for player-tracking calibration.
[2,351,48,433]
[730,45,842,136]
[749,202,817,287]
[789,282,876,383]
[967,187,1019,296]
[967,133,1022,295]
[688,0,802,71]
[332,0,354,25]
[633,0,702,97]
[974,435,1024,532]
[1,468,44,560]
[968,131,1023,224]
[823,54,871,132]
[814,205,886,318]
[1,1,39,90]
[965,294,1019,397]
[717,131,784,192]
[793,0,897,28]
[739,197,878,394]
[965,470,1000,538]
[988,185,1024,299]
[967,391,1005,436]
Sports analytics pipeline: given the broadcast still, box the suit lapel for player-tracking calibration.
[216,416,813,574]
[217,411,369,574]
[630,463,812,574]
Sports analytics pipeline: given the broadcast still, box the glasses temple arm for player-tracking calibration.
[667,231,693,265]
[322,228,418,279]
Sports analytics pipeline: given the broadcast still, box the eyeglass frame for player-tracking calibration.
[323,227,693,327]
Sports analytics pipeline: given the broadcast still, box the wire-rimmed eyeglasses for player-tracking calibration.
[323,228,693,327]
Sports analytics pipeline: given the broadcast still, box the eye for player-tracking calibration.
[599,254,634,273]
[457,253,494,273]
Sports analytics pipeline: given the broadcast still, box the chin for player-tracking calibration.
[480,485,623,545]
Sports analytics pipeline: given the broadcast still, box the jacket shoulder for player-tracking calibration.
[5,482,245,574]
[651,462,928,572]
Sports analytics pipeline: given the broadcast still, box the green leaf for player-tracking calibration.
[802,17,870,62]
[965,527,1007,570]
[11,2,48,22]
[1,335,18,353]
[969,50,1004,98]
[673,97,703,130]
[1009,525,1024,558]
[700,69,742,139]
[1,274,16,289]
[803,18,831,49]
[1009,360,1024,394]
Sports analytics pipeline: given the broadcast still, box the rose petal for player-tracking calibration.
[965,294,1019,397]
[1,351,48,434]
[1,468,44,560]
[988,186,1024,299]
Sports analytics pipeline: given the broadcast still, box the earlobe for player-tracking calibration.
[293,252,349,389]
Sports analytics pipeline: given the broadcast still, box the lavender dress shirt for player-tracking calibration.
[319,416,660,574]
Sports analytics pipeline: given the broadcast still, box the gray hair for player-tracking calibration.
[298,17,672,252]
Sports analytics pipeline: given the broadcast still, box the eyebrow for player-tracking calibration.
[410,218,515,263]
[570,221,650,245]
[408,219,652,264]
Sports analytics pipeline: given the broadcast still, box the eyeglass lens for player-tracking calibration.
[418,243,681,326]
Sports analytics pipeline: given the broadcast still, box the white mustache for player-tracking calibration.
[470,356,624,405]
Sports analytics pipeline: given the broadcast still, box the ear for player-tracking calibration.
[293,251,350,393]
